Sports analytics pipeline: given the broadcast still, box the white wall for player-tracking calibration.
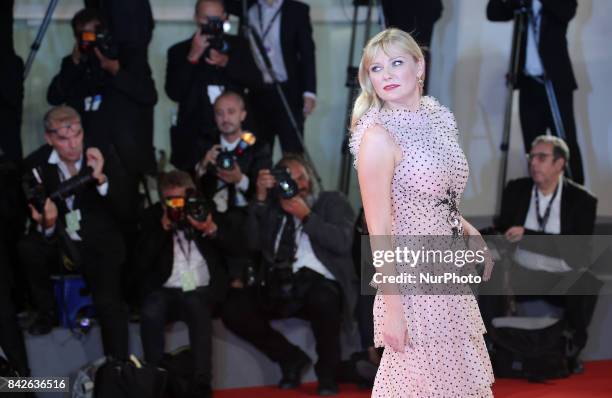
[13,0,612,216]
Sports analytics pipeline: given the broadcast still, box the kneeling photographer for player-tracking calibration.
[221,155,356,396]
[133,170,228,398]
[18,106,130,361]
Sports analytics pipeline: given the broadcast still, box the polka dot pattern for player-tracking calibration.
[350,96,495,396]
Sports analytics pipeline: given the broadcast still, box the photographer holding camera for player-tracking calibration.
[221,155,356,396]
[47,7,157,183]
[18,106,130,361]
[166,0,263,171]
[133,170,228,398]
[196,91,272,284]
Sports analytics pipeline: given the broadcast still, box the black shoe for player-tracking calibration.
[569,357,585,374]
[317,379,339,396]
[27,312,55,336]
[278,351,311,389]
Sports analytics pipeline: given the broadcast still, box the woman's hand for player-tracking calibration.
[382,297,409,352]
[462,218,494,281]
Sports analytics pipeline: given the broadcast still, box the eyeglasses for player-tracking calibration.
[526,152,554,163]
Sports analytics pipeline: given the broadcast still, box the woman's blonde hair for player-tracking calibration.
[350,28,425,130]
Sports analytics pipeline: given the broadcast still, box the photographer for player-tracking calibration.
[221,155,356,396]
[18,106,129,361]
[47,8,157,177]
[487,0,584,184]
[134,170,228,398]
[166,0,262,171]
[196,91,272,283]
[494,135,598,373]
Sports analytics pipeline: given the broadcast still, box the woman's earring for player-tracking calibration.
[417,76,425,88]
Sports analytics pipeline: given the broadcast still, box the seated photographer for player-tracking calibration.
[495,135,598,372]
[221,155,356,396]
[47,7,157,179]
[166,0,262,170]
[134,170,228,398]
[18,106,129,361]
[196,91,272,284]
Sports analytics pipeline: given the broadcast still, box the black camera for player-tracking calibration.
[215,132,257,171]
[23,167,97,214]
[270,166,298,199]
[165,188,210,239]
[201,17,229,54]
[216,149,235,171]
[79,28,119,60]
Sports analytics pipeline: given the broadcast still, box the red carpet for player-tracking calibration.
[215,360,612,398]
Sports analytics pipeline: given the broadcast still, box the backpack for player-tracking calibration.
[488,316,570,381]
[94,355,167,398]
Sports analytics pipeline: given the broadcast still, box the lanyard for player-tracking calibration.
[534,183,559,232]
[174,231,192,266]
[257,3,282,41]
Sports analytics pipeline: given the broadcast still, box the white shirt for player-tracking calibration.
[274,215,336,281]
[524,0,545,77]
[248,0,316,100]
[513,175,571,273]
[43,150,108,241]
[164,231,211,288]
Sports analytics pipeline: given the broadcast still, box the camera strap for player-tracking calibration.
[534,183,559,233]
[257,4,282,42]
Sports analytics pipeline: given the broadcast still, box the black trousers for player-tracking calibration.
[221,275,343,381]
[215,207,253,281]
[519,76,585,185]
[0,243,29,376]
[17,233,129,360]
[250,84,304,154]
[140,287,213,383]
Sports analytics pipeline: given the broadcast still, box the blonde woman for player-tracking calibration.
[350,28,495,397]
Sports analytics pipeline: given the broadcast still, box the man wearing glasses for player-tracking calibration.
[18,106,130,361]
[495,135,598,373]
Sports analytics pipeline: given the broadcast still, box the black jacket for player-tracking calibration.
[247,191,357,323]
[198,134,272,208]
[22,144,130,264]
[226,0,317,102]
[381,0,442,46]
[47,48,158,174]
[165,34,262,170]
[496,177,597,236]
[133,203,228,302]
[487,0,578,92]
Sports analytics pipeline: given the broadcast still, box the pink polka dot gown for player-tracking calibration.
[350,96,495,397]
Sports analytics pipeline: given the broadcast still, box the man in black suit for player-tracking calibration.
[227,0,317,154]
[487,0,584,184]
[495,135,598,372]
[0,0,24,162]
[134,170,228,398]
[380,0,442,93]
[196,91,272,284]
[221,155,356,396]
[47,8,157,176]
[166,0,262,171]
[18,106,129,361]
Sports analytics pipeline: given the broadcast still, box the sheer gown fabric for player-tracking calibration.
[350,96,494,397]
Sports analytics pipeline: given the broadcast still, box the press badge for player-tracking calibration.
[181,269,198,292]
[65,209,82,234]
